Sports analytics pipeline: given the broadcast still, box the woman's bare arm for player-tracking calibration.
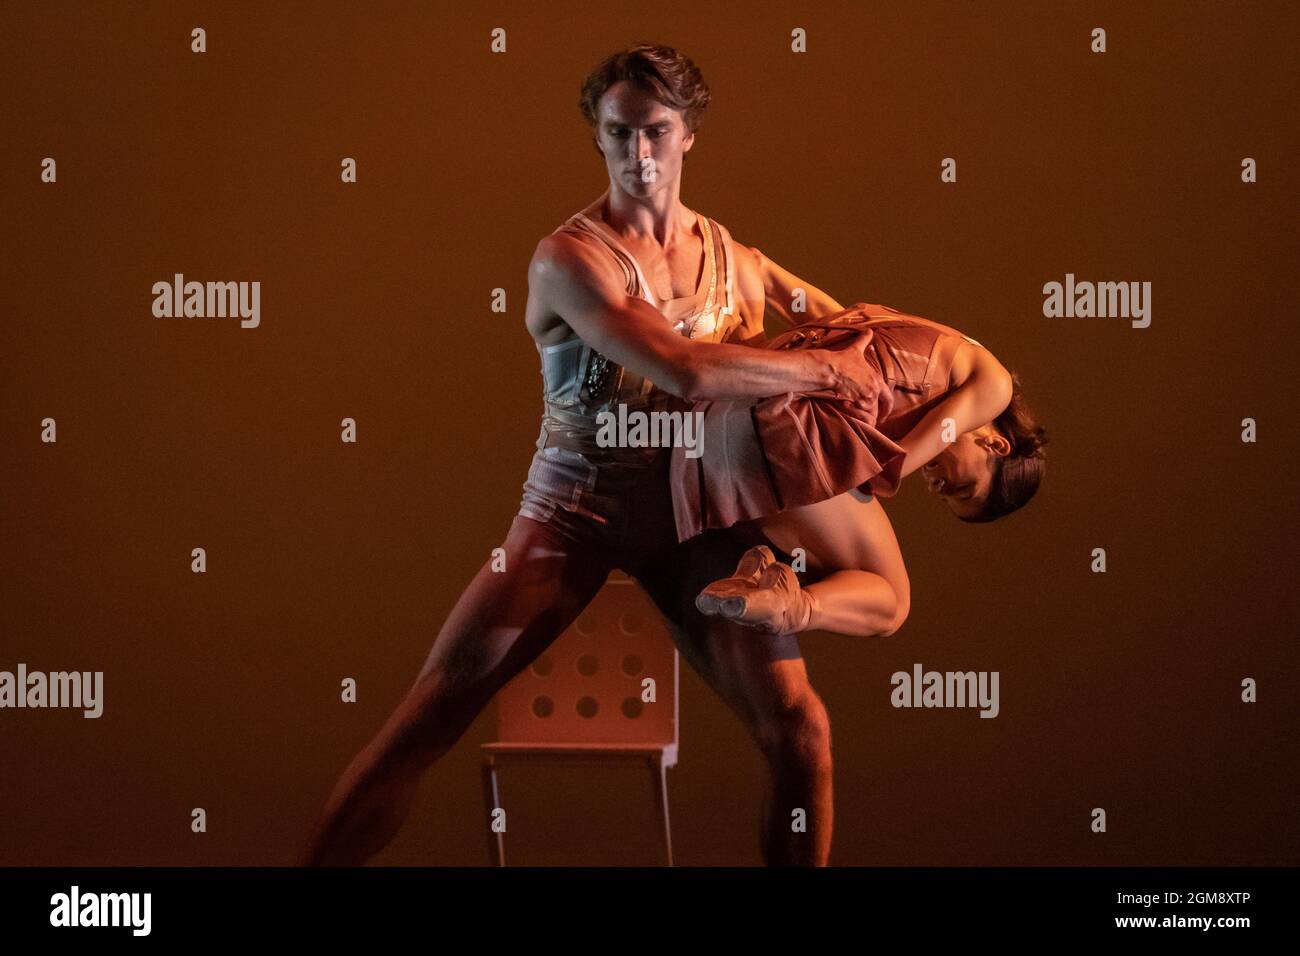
[895,345,1014,478]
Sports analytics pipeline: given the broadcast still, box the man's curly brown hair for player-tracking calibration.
[579,43,711,134]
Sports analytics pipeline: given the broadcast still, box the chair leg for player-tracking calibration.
[482,761,505,867]
[650,757,673,867]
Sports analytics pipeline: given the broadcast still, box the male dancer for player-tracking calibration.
[300,44,878,866]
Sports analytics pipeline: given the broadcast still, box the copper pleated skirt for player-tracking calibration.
[670,305,910,543]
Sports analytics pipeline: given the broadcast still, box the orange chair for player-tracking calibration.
[480,571,680,865]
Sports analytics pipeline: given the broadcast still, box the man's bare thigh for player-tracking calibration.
[635,530,817,728]
[413,514,612,699]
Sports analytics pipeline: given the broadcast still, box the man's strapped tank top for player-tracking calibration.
[533,207,741,462]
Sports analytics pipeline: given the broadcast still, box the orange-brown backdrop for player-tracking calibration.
[3,0,1297,865]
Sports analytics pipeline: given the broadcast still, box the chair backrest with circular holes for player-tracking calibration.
[493,572,679,746]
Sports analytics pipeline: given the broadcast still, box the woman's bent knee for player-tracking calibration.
[881,599,910,637]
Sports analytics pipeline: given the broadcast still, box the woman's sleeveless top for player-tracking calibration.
[669,302,984,542]
[535,209,740,464]
[773,302,983,441]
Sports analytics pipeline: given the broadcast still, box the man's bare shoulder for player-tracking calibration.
[711,221,761,273]
[530,230,586,271]
[529,231,615,292]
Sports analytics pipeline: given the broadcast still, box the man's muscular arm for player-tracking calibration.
[529,233,878,405]
[749,247,846,329]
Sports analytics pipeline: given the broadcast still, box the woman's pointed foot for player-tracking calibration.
[698,559,816,635]
[695,545,776,617]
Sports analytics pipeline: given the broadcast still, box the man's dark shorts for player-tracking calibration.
[517,445,803,662]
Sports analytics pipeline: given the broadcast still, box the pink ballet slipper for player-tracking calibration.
[695,545,775,617]
[697,548,817,635]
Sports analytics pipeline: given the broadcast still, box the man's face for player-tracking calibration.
[919,425,1010,520]
[594,80,694,199]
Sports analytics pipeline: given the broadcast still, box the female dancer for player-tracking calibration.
[679,300,1049,639]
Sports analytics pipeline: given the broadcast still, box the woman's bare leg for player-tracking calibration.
[699,492,912,639]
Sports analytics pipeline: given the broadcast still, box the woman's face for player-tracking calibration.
[920,425,1011,519]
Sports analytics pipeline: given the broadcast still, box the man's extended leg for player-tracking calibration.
[299,513,610,865]
[635,530,834,866]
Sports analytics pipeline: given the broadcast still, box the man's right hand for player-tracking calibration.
[532,234,885,405]
[817,331,882,409]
